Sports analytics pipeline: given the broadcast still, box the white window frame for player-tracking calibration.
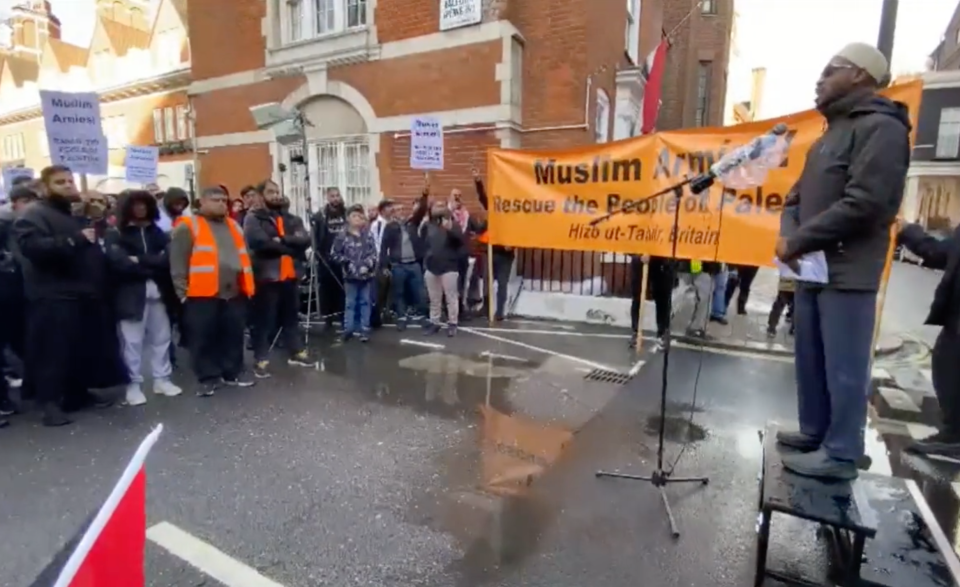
[282,0,368,45]
[625,0,640,65]
[164,107,176,141]
[152,109,164,143]
[309,136,371,208]
[176,105,189,140]
[701,0,717,14]
[595,89,611,143]
[936,107,960,159]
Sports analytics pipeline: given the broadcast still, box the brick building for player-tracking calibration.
[0,0,192,191]
[186,0,666,216]
[657,0,734,130]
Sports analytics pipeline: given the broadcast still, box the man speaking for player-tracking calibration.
[774,43,911,480]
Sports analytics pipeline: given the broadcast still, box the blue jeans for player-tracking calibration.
[794,287,876,461]
[391,262,424,319]
[711,270,728,318]
[344,280,373,334]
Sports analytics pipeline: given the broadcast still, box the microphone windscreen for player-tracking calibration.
[771,123,788,135]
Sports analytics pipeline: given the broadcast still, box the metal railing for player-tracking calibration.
[515,248,632,298]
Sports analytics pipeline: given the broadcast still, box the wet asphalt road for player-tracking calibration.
[0,322,926,587]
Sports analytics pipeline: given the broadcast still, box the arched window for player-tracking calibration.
[594,89,610,143]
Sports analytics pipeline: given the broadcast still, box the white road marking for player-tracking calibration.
[461,327,611,370]
[148,522,286,587]
[399,339,446,350]
[506,319,575,330]
[479,350,529,362]
[628,359,646,376]
[467,327,630,339]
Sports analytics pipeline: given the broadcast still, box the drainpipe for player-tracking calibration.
[877,0,898,68]
[188,95,199,199]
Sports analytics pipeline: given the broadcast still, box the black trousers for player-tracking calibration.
[318,256,344,322]
[25,298,128,406]
[767,291,795,330]
[251,280,303,361]
[184,297,246,383]
[491,253,513,317]
[725,265,759,312]
[630,257,673,337]
[932,329,960,435]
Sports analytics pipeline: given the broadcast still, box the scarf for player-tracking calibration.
[450,206,469,232]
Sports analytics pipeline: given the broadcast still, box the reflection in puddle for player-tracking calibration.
[644,414,707,443]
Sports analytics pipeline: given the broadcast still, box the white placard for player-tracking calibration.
[2,167,33,189]
[409,116,444,170]
[125,145,160,184]
[439,0,482,31]
[40,90,103,140]
[49,135,108,175]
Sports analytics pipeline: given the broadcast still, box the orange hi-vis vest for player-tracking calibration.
[183,216,255,298]
[477,230,489,244]
[274,216,297,281]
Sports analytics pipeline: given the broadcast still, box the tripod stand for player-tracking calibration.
[594,177,711,539]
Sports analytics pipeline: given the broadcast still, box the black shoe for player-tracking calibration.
[781,449,858,480]
[737,303,747,315]
[709,316,728,326]
[0,398,16,417]
[447,324,457,337]
[339,332,354,343]
[494,313,505,322]
[685,329,711,340]
[776,430,821,452]
[396,319,407,332]
[253,360,271,379]
[906,431,960,456]
[42,403,71,427]
[197,383,217,397]
[288,351,315,367]
[628,331,638,349]
[423,324,440,335]
[359,333,370,343]
[221,375,255,388]
[766,326,777,339]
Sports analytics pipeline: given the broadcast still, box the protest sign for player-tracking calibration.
[48,135,108,175]
[40,90,103,140]
[2,167,33,189]
[125,146,159,184]
[410,116,444,170]
[486,80,923,268]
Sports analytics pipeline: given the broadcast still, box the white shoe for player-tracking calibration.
[153,378,183,397]
[125,384,147,407]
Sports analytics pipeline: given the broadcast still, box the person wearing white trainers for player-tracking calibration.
[105,190,182,406]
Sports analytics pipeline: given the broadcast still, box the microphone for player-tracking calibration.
[689,123,789,194]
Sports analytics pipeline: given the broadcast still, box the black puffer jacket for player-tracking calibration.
[780,90,911,291]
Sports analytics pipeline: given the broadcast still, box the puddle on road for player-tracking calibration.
[644,414,707,443]
[313,337,577,578]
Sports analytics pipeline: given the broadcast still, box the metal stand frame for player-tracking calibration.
[593,179,711,539]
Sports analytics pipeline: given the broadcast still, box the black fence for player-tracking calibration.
[515,248,633,298]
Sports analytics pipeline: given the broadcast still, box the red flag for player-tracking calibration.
[32,426,162,587]
[641,40,668,134]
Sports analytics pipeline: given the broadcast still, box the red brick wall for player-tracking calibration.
[658,0,733,130]
[187,0,265,80]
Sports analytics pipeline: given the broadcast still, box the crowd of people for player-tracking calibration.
[0,165,516,429]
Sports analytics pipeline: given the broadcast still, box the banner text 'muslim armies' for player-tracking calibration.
[534,157,643,185]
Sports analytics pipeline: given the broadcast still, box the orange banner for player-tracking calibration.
[487,81,922,267]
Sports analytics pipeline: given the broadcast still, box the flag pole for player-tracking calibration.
[52,424,163,587]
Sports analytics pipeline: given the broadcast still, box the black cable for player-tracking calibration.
[665,175,728,477]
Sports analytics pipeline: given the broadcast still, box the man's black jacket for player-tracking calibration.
[899,223,960,332]
[780,89,911,291]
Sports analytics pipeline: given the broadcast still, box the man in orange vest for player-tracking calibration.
[243,179,314,378]
[169,186,256,396]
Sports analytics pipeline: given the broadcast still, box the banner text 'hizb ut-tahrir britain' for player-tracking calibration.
[486,80,922,268]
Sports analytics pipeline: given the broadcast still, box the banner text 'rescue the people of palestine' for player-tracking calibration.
[486,80,922,268]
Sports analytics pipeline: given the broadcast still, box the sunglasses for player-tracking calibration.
[822,63,857,78]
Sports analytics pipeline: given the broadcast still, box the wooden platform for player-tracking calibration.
[757,426,960,587]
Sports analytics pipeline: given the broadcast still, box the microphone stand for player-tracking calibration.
[593,174,712,539]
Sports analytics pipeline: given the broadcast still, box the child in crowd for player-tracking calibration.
[421,204,463,336]
[331,204,378,342]
[766,276,795,338]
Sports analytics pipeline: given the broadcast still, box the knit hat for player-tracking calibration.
[834,42,888,83]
